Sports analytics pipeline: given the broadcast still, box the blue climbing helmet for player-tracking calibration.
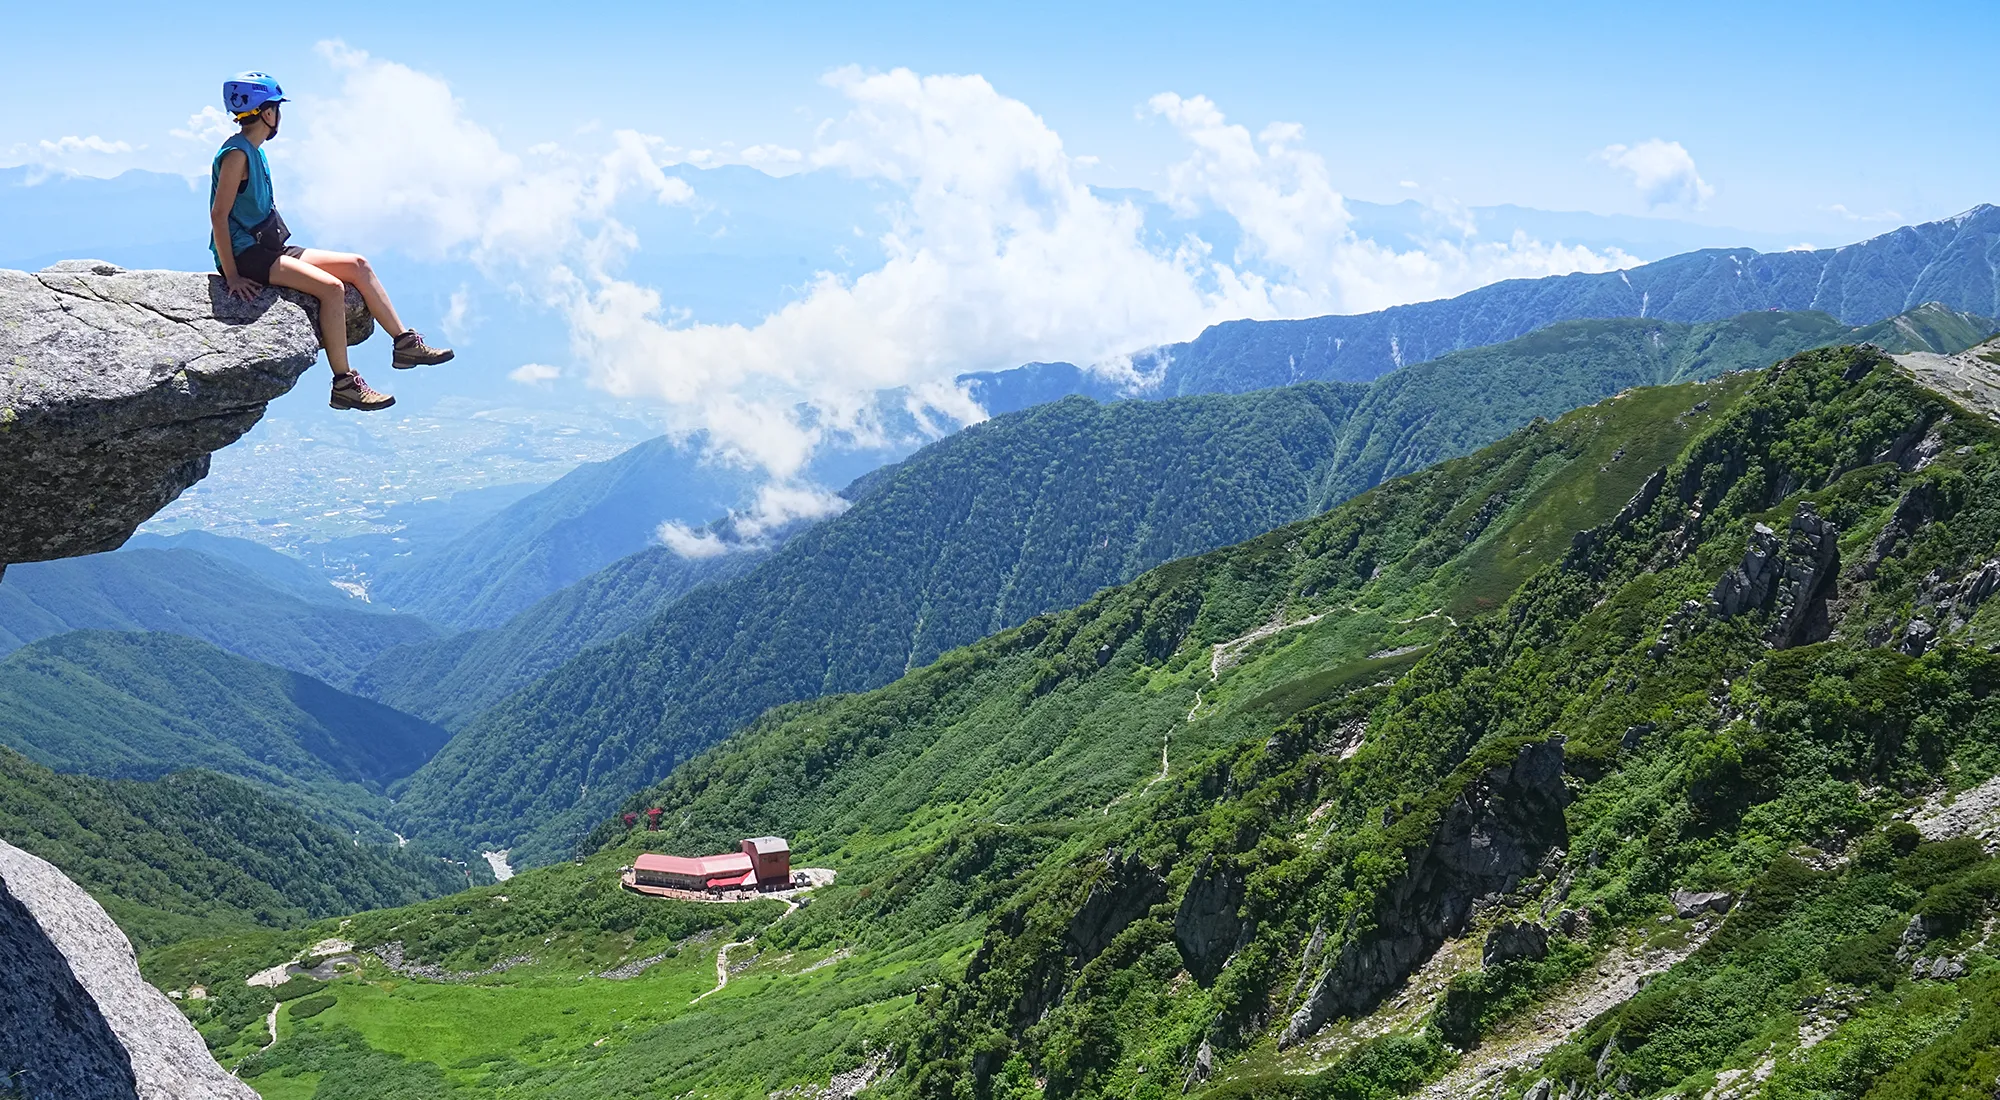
[223,72,287,119]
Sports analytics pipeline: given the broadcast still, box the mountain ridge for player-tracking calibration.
[394,305,1993,862]
[964,206,2000,409]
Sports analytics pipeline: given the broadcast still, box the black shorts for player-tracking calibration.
[227,243,305,284]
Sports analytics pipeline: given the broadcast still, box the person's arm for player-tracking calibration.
[210,150,259,300]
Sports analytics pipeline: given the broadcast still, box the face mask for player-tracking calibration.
[264,105,281,140]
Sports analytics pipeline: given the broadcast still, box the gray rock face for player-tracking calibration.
[1281,738,1571,1047]
[1064,849,1166,964]
[1174,853,1249,985]
[1669,889,1733,919]
[1708,504,1840,648]
[1482,920,1550,968]
[1855,483,1935,580]
[0,839,257,1099]
[0,263,370,570]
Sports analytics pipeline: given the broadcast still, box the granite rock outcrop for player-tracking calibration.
[0,838,257,1099]
[0,262,370,573]
[1281,738,1572,1047]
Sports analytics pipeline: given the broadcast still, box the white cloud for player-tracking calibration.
[508,362,562,386]
[1596,139,1714,209]
[1149,94,1634,315]
[285,41,692,262]
[289,50,1634,486]
[3,134,146,178]
[171,107,237,146]
[442,286,475,343]
[656,481,851,558]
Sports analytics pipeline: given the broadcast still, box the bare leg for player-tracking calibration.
[295,249,407,337]
[267,255,353,375]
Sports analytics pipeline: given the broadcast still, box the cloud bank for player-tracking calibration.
[272,48,1636,501]
[1597,139,1714,210]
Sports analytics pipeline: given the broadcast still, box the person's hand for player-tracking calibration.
[224,274,261,300]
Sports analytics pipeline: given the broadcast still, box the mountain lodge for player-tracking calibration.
[625,836,793,895]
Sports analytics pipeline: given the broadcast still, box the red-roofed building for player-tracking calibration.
[632,851,756,892]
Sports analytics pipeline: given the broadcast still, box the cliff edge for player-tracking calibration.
[0,838,258,1099]
[0,260,371,574]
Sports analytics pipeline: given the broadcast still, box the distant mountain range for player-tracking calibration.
[963,205,2000,407]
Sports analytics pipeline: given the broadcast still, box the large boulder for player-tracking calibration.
[0,839,258,1098]
[0,262,370,571]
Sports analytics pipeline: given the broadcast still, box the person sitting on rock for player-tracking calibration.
[208,71,454,411]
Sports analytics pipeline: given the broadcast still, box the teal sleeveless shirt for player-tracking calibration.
[209,134,273,263]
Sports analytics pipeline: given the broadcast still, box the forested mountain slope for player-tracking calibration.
[963,206,2000,406]
[352,538,770,729]
[395,384,1367,860]
[0,748,466,951]
[397,306,1992,862]
[201,343,2000,1100]
[0,547,439,688]
[0,631,449,839]
[367,434,762,630]
[607,342,2000,1099]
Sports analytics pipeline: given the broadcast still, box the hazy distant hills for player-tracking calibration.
[0,547,438,687]
[964,205,2000,407]
[0,631,449,838]
[365,435,765,630]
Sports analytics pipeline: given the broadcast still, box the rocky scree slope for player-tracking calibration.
[0,261,369,573]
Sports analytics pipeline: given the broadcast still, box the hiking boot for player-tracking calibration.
[330,372,395,411]
[391,329,455,369]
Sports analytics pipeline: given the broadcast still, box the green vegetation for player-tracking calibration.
[0,546,439,688]
[396,307,1986,864]
[0,748,467,949]
[0,630,448,837]
[140,341,2000,1098]
[353,543,766,729]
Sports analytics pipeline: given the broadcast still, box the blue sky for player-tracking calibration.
[5,0,1992,236]
[6,0,1997,490]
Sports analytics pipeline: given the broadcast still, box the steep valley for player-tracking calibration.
[7,241,2000,1100]
[138,341,2000,1099]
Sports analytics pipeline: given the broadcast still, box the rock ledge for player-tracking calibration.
[0,262,369,570]
[0,838,258,1098]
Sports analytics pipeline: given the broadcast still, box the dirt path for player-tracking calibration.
[690,899,799,1003]
[260,1003,279,1051]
